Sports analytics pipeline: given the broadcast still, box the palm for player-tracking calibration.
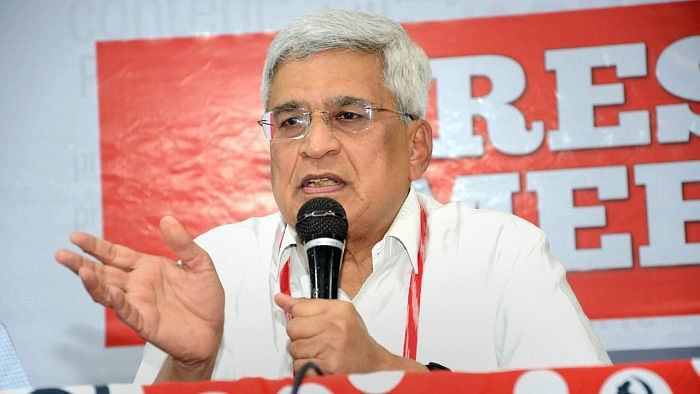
[125,253,223,362]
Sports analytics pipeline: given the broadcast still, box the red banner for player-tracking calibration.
[139,359,699,393]
[98,2,700,346]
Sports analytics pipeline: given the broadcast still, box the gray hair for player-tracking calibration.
[261,9,432,119]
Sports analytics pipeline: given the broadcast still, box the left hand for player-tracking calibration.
[275,294,427,375]
[274,293,396,375]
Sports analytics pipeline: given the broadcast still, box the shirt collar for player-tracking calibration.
[383,188,421,274]
[273,188,422,278]
[279,219,298,252]
[273,214,299,278]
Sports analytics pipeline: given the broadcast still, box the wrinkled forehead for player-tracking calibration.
[265,49,387,109]
[269,96,370,114]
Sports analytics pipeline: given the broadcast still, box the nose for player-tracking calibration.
[300,111,340,159]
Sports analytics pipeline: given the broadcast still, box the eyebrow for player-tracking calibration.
[328,96,368,107]
[270,96,370,114]
[270,101,304,114]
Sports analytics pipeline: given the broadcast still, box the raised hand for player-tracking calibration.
[274,293,427,375]
[55,216,224,376]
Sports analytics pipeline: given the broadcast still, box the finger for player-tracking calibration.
[78,265,110,306]
[57,249,130,290]
[56,248,123,277]
[55,249,95,274]
[110,286,145,333]
[69,232,140,270]
[289,337,325,360]
[159,216,210,270]
[274,293,301,314]
[100,265,129,292]
[286,315,326,340]
[290,298,336,318]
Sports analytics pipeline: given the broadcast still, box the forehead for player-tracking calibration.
[267,50,394,109]
[270,96,372,114]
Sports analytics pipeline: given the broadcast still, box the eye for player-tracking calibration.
[335,111,365,122]
[278,115,304,128]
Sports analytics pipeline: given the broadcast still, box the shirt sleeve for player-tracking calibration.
[133,342,168,384]
[494,227,611,369]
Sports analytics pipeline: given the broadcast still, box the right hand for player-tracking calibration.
[55,216,224,374]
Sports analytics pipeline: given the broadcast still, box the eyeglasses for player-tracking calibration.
[257,101,416,142]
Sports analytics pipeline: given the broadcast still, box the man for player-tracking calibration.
[55,9,610,382]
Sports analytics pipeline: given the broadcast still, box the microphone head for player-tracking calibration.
[295,197,348,243]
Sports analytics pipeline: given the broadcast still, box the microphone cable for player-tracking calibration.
[291,362,325,394]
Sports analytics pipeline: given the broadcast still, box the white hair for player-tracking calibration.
[261,9,432,120]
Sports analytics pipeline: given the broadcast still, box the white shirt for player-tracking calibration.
[134,189,610,382]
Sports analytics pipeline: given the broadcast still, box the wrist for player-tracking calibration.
[156,355,217,382]
[376,348,429,373]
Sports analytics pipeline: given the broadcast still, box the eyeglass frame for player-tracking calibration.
[257,101,417,142]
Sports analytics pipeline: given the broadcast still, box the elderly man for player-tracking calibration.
[55,9,610,382]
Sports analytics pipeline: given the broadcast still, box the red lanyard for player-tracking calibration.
[279,203,428,361]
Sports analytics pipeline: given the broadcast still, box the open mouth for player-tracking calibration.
[300,175,345,190]
[306,177,340,187]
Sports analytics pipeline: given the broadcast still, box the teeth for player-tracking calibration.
[306,177,339,187]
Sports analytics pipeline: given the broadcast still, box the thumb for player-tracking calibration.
[274,293,302,314]
[159,215,209,269]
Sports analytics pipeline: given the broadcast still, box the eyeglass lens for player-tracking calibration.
[266,102,373,140]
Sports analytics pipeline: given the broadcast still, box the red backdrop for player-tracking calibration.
[98,2,700,346]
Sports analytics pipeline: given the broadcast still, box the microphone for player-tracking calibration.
[295,197,348,299]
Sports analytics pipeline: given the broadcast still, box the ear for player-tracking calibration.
[408,120,433,181]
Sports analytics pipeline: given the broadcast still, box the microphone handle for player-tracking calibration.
[305,239,344,299]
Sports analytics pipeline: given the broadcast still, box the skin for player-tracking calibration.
[54,49,433,380]
[268,50,432,297]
